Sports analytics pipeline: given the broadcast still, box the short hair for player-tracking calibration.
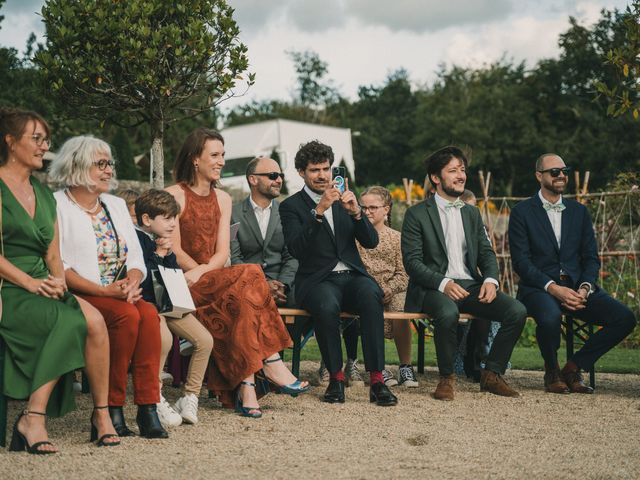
[135,189,181,225]
[460,189,476,203]
[294,140,334,171]
[48,135,118,190]
[360,185,393,227]
[245,156,270,182]
[173,128,224,185]
[0,107,50,166]
[116,189,140,207]
[425,146,468,184]
[535,153,559,172]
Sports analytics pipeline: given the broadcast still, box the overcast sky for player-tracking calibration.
[0,0,632,111]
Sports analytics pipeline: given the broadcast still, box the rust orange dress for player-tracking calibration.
[178,183,291,407]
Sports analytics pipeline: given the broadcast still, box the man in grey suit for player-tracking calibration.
[231,157,298,306]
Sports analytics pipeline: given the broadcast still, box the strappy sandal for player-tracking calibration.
[235,381,262,418]
[9,410,57,455]
[262,356,311,396]
[90,406,121,447]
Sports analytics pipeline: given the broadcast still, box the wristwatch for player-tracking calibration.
[579,282,594,297]
[311,208,324,221]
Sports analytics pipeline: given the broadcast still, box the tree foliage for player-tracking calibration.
[35,0,253,186]
[595,0,640,119]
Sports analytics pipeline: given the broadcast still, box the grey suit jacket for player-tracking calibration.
[231,196,298,291]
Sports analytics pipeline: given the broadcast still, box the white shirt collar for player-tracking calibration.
[304,185,322,204]
[434,192,460,211]
[249,195,273,212]
[538,190,562,206]
[134,224,154,240]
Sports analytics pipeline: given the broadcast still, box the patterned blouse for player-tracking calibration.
[92,208,128,285]
[357,226,408,312]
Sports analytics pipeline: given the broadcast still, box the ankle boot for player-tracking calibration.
[108,406,136,437]
[136,404,169,439]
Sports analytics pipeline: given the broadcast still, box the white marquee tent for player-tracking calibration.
[219,119,355,194]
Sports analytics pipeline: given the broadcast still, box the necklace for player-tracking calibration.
[66,188,101,215]
[1,175,34,202]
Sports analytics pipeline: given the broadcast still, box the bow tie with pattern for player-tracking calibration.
[445,199,465,209]
[543,201,566,212]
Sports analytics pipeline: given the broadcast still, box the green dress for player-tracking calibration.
[0,177,87,417]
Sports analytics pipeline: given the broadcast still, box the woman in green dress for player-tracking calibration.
[0,108,119,453]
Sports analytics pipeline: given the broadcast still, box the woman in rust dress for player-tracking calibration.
[166,128,309,418]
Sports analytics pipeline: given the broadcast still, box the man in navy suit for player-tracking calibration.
[280,140,397,406]
[509,153,636,394]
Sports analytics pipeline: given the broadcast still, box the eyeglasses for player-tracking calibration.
[538,167,571,177]
[360,205,386,213]
[93,159,115,170]
[26,134,52,148]
[252,172,284,180]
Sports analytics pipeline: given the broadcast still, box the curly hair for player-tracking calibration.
[294,140,334,171]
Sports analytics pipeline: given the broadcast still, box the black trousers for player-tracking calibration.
[301,271,385,374]
[421,280,527,376]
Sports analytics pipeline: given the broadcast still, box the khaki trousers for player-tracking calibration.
[159,313,213,396]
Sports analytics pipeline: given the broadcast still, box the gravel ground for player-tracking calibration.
[2,362,639,480]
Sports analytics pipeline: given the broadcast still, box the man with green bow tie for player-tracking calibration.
[509,153,636,394]
[402,146,527,401]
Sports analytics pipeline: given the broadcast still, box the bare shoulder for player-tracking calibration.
[214,187,232,207]
[165,184,185,208]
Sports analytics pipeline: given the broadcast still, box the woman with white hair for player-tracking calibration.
[49,135,167,439]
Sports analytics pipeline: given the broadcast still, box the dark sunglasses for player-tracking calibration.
[253,172,284,180]
[538,166,571,177]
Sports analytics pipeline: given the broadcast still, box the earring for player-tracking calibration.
[195,164,199,171]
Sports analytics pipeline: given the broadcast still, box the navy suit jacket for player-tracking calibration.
[279,189,379,306]
[508,194,600,301]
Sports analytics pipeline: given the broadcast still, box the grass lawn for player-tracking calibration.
[292,334,640,374]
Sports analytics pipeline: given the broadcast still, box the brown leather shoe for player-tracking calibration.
[561,365,594,394]
[480,369,520,398]
[433,374,455,401]
[544,368,570,394]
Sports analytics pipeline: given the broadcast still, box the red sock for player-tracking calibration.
[370,371,383,385]
[331,370,345,382]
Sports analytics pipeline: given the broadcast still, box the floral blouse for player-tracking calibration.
[357,226,408,312]
[92,208,128,285]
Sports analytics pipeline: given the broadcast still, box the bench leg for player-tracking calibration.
[565,315,574,361]
[417,321,426,375]
[588,323,596,390]
[81,369,91,394]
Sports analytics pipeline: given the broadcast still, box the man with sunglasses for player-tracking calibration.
[509,153,636,394]
[231,157,297,306]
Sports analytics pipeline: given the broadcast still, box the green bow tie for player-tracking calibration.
[445,199,465,209]
[543,202,566,212]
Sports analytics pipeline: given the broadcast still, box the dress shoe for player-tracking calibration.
[370,382,398,406]
[323,379,345,403]
[561,365,594,394]
[433,374,456,401]
[480,369,520,397]
[544,368,570,394]
[108,406,136,437]
[136,405,169,439]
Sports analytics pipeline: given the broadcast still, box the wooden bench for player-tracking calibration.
[278,308,472,377]
[278,308,595,389]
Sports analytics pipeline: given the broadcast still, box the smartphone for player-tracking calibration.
[332,166,346,193]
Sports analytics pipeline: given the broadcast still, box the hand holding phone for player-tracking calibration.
[332,166,346,194]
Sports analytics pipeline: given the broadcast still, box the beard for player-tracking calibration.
[257,183,281,199]
[542,178,567,195]
[442,183,464,198]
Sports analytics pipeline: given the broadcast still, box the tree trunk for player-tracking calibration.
[150,121,164,188]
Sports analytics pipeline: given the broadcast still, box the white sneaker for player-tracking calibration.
[345,358,365,387]
[382,369,398,387]
[157,395,182,428]
[398,364,419,388]
[174,393,199,424]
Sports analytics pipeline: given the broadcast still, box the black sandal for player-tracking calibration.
[90,406,121,447]
[9,410,57,455]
